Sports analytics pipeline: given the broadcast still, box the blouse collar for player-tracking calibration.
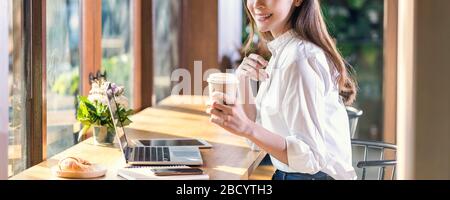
[267,29,297,55]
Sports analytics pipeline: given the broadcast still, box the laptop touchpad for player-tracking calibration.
[172,151,199,158]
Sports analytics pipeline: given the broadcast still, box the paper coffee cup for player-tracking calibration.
[207,73,239,105]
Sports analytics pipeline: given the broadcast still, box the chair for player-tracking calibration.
[346,107,364,139]
[347,107,397,180]
[351,139,397,180]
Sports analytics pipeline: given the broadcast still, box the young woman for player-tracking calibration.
[207,0,358,180]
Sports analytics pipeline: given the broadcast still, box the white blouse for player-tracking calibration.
[252,30,357,180]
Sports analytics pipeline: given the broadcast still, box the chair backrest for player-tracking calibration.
[352,140,397,180]
[346,107,397,180]
[346,107,363,139]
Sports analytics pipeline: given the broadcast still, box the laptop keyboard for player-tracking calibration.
[132,147,170,162]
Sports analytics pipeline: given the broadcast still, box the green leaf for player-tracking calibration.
[121,118,132,127]
[76,94,133,129]
[77,96,101,126]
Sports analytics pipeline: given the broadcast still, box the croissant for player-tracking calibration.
[58,157,93,172]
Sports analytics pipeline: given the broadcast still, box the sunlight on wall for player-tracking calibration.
[397,0,416,180]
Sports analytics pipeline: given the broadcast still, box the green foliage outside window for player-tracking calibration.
[322,0,384,140]
[50,55,131,98]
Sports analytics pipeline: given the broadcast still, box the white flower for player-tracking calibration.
[88,93,108,106]
[115,95,129,109]
[87,81,129,109]
[78,80,132,143]
[88,82,108,105]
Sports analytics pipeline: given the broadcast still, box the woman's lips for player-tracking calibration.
[254,14,273,22]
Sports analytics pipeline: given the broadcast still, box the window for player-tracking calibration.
[153,0,181,103]
[101,0,135,108]
[322,0,385,141]
[1,0,150,177]
[45,0,140,157]
[153,0,219,102]
[46,0,81,157]
[322,0,387,179]
[7,0,27,177]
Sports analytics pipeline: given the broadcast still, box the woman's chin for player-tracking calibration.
[256,26,271,33]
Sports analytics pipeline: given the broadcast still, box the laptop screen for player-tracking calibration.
[105,83,128,155]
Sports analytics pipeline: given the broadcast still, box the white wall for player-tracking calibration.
[218,0,243,67]
[0,0,10,180]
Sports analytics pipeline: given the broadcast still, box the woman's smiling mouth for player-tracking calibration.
[254,13,273,22]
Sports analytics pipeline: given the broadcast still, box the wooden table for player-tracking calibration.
[11,96,267,180]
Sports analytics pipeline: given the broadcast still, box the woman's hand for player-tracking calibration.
[236,54,270,81]
[206,93,289,165]
[206,92,256,138]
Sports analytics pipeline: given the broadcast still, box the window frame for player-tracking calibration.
[80,0,102,97]
[383,0,398,144]
[134,0,154,110]
[24,0,47,165]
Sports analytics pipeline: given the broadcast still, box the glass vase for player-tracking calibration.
[93,126,115,146]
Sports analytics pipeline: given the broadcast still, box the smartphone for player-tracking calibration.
[151,168,204,176]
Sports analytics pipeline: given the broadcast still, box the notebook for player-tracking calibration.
[117,166,210,180]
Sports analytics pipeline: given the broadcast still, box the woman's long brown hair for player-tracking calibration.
[244,0,357,105]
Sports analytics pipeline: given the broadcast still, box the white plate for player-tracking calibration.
[52,164,107,179]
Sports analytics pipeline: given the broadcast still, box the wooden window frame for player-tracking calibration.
[133,0,142,109]
[134,0,154,110]
[383,0,398,144]
[24,0,47,165]
[81,0,102,96]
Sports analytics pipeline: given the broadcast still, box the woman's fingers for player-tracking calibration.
[240,64,258,81]
[213,102,233,115]
[236,53,269,81]
[208,108,231,122]
[241,56,269,81]
[243,57,263,69]
[242,64,269,81]
[210,92,234,114]
[211,92,236,105]
[248,54,269,67]
[212,101,233,115]
[210,115,224,126]
[207,92,233,126]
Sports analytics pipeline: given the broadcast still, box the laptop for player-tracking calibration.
[105,83,204,166]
